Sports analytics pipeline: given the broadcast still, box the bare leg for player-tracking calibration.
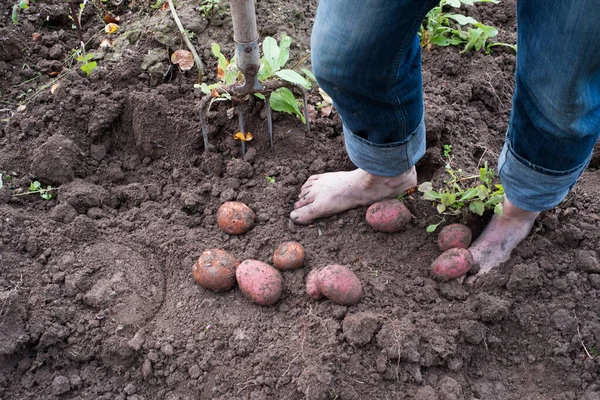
[467,196,539,282]
[290,167,417,225]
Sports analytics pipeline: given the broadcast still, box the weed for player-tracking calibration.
[420,0,514,53]
[76,53,98,76]
[419,147,504,232]
[11,0,31,24]
[264,175,275,184]
[12,180,55,200]
[443,144,452,157]
[199,0,221,18]
[196,36,312,124]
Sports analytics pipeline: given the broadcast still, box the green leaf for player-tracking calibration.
[275,35,291,70]
[19,0,29,10]
[211,43,228,75]
[446,14,479,25]
[262,36,279,71]
[423,190,441,201]
[437,204,446,213]
[12,4,19,24]
[418,182,433,193]
[270,87,305,123]
[426,224,439,233]
[476,185,488,200]
[469,200,485,216]
[494,202,503,216]
[198,83,211,95]
[81,61,97,76]
[458,187,478,201]
[151,0,165,9]
[275,69,311,89]
[30,181,41,191]
[446,0,461,7]
[441,192,456,206]
[301,68,316,83]
[254,93,265,100]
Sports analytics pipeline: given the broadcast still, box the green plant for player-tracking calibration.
[11,0,30,24]
[265,175,275,184]
[199,0,221,18]
[443,144,452,157]
[419,149,504,232]
[196,36,312,123]
[12,180,55,200]
[591,347,599,358]
[420,0,514,53]
[76,52,97,76]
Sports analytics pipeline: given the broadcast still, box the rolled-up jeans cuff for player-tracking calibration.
[343,117,426,177]
[498,141,590,212]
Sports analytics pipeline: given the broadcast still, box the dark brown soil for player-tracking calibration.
[2,1,600,399]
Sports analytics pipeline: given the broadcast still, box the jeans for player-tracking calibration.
[311,0,600,212]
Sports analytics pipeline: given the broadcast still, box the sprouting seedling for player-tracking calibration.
[264,174,275,184]
[11,0,30,24]
[76,53,97,76]
[199,0,220,18]
[443,144,452,158]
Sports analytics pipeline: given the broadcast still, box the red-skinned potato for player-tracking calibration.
[437,223,472,251]
[192,249,239,291]
[236,260,282,306]
[273,241,305,270]
[431,248,473,281]
[217,201,255,235]
[366,199,412,233]
[306,268,323,300]
[316,264,363,305]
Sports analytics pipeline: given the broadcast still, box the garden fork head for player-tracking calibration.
[198,0,310,154]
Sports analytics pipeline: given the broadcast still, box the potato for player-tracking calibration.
[306,268,323,300]
[431,248,473,281]
[192,249,239,291]
[236,260,282,306]
[273,241,305,270]
[437,223,472,251]
[316,264,363,305]
[217,201,255,235]
[366,199,412,233]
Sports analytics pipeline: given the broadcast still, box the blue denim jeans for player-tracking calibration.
[312,0,600,212]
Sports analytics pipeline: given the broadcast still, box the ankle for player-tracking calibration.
[502,196,540,220]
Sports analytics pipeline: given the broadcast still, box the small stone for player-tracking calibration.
[188,365,201,379]
[161,343,174,356]
[124,382,137,395]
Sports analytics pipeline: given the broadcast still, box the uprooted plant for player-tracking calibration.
[418,147,504,232]
[420,0,516,53]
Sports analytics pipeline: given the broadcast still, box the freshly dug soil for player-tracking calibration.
[1,1,600,399]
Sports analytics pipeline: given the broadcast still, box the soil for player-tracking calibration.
[1,1,600,399]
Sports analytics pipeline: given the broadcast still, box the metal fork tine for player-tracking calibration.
[237,104,246,156]
[266,95,274,150]
[302,88,310,132]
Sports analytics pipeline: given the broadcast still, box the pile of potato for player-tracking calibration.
[431,223,474,280]
[192,202,364,306]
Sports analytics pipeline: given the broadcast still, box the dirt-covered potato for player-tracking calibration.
[438,223,472,251]
[431,248,473,281]
[192,249,239,291]
[236,260,282,306]
[273,241,305,270]
[366,199,412,233]
[217,201,255,235]
[306,268,323,300]
[316,264,363,305]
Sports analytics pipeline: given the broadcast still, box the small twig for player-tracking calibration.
[166,0,204,81]
[281,324,307,377]
[68,1,86,54]
[577,322,593,359]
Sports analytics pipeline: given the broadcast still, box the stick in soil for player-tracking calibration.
[266,94,273,150]
[166,0,204,81]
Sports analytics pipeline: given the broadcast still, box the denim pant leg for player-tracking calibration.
[500,1,600,212]
[311,0,439,177]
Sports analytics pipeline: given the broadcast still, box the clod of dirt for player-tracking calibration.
[437,376,463,400]
[31,134,84,184]
[0,291,29,355]
[342,312,381,346]
[574,249,600,273]
[459,320,487,345]
[60,179,116,213]
[0,28,22,61]
[416,385,440,400]
[296,364,333,400]
[475,294,512,323]
[506,263,542,291]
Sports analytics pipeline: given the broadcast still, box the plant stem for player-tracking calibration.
[68,1,86,54]
[166,0,204,81]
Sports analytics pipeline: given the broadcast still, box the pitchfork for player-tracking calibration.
[198,0,311,154]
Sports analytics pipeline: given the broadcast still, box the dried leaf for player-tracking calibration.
[48,71,61,77]
[100,38,112,48]
[211,88,219,98]
[50,82,61,94]
[171,49,194,71]
[16,104,26,113]
[103,14,119,24]
[105,23,119,34]
[217,63,225,80]
[320,105,332,117]
[233,132,253,141]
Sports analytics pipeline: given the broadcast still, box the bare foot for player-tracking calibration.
[467,196,539,283]
[290,167,417,225]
